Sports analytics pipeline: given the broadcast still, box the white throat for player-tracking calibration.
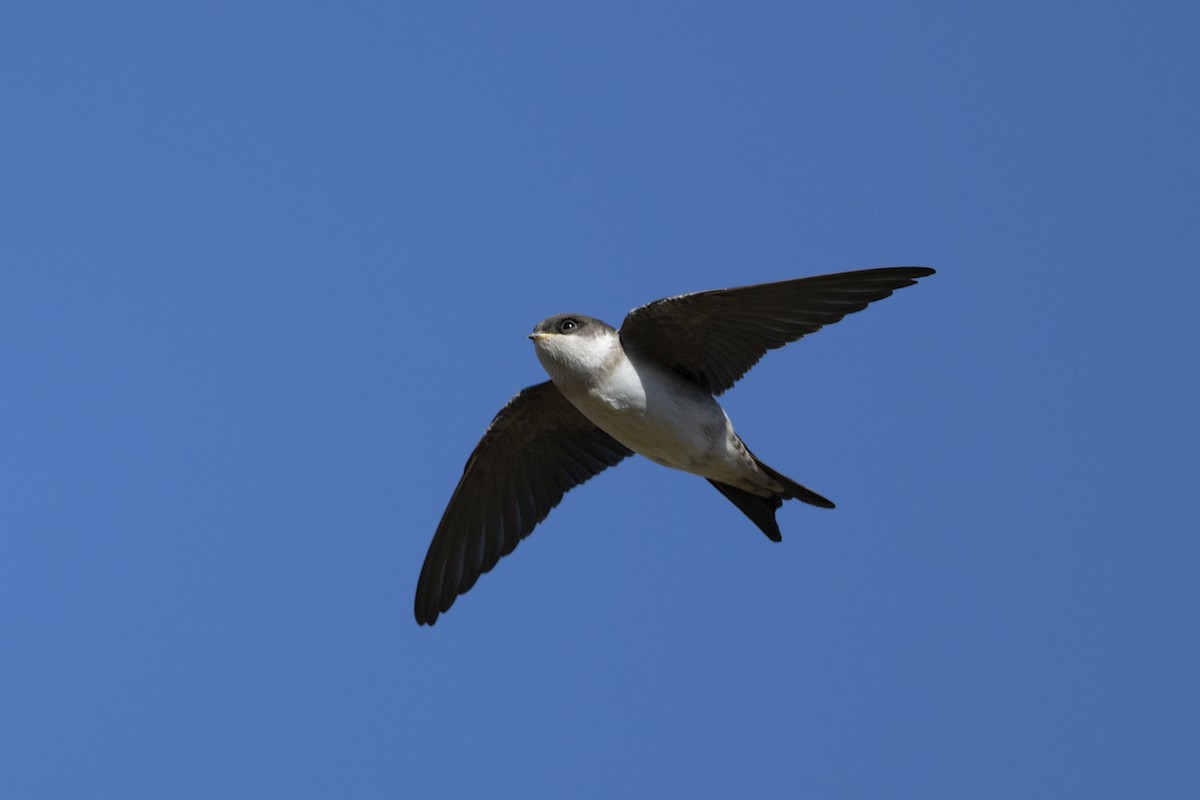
[534,330,624,389]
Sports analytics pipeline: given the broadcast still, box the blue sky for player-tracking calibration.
[2,2,1198,797]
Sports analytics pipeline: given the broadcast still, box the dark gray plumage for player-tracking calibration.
[414,382,632,625]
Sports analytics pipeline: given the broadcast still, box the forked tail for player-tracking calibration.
[706,454,834,541]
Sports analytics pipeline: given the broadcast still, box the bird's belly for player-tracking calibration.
[562,363,741,478]
[591,403,723,472]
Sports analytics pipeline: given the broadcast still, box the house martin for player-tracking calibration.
[415,266,934,625]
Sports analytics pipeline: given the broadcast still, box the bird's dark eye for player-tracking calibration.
[559,318,578,333]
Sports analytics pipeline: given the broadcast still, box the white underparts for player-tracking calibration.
[534,330,781,494]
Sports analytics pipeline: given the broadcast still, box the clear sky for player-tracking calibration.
[2,2,1198,797]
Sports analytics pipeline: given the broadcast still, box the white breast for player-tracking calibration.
[564,350,736,475]
[533,329,750,480]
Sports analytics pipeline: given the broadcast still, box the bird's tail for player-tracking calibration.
[753,458,836,510]
[706,452,834,542]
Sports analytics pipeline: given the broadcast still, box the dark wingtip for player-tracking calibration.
[883,266,935,287]
[414,583,443,627]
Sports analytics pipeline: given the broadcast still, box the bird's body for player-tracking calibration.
[415,266,935,625]
[535,321,771,491]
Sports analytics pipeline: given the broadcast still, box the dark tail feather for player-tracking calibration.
[707,454,835,541]
[753,459,836,509]
[707,480,784,542]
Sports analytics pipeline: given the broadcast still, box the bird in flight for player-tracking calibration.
[415,266,934,625]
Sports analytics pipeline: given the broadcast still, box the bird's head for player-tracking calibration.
[529,314,621,386]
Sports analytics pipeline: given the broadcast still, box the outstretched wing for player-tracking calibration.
[415,381,633,626]
[619,267,935,395]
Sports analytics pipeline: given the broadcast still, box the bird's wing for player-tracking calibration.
[619,267,935,395]
[415,381,633,625]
